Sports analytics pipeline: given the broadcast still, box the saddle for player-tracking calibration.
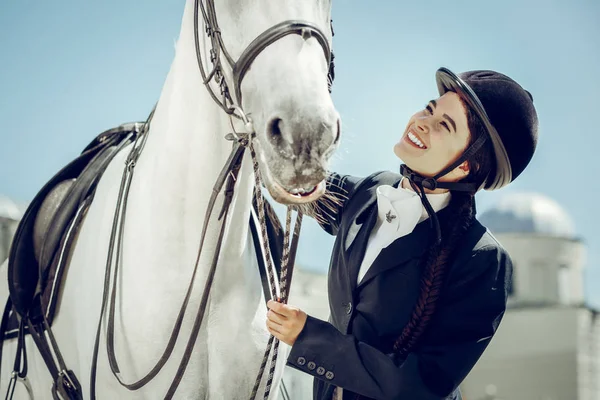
[3,124,138,339]
[3,122,284,340]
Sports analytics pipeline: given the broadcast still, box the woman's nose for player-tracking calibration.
[414,117,429,133]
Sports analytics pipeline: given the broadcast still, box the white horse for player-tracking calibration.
[0,0,339,398]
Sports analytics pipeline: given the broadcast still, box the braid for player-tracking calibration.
[392,190,475,357]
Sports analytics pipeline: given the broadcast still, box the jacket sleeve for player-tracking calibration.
[310,173,363,236]
[287,246,511,400]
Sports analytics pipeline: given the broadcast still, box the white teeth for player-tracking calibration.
[288,188,306,195]
[287,186,315,195]
[408,132,425,148]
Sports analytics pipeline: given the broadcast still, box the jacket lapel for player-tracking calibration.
[344,202,379,293]
[356,218,432,290]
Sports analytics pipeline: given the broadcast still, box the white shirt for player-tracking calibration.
[354,178,451,284]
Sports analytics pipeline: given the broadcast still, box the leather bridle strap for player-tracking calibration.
[164,148,245,399]
[195,0,332,115]
[249,210,277,307]
[232,20,331,106]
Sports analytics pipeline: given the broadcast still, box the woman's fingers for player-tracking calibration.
[265,300,308,346]
[267,309,285,325]
[266,319,282,334]
[267,299,295,317]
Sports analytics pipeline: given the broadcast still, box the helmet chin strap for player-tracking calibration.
[399,134,488,244]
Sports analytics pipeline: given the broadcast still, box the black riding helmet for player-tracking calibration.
[400,67,539,241]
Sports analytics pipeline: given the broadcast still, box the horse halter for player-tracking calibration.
[194,0,334,121]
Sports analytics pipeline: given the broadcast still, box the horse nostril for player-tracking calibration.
[267,117,283,145]
[334,118,341,145]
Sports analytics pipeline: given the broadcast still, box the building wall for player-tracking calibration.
[461,307,593,400]
[578,310,600,400]
[495,234,586,307]
[0,217,18,265]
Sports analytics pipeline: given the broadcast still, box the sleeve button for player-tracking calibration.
[307,361,316,370]
[316,366,325,375]
[297,357,306,366]
[325,371,334,380]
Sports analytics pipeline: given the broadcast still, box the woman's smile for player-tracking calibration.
[404,128,428,149]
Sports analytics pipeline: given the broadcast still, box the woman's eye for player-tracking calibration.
[441,121,450,132]
[425,105,433,115]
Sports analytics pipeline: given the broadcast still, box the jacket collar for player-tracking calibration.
[357,218,433,289]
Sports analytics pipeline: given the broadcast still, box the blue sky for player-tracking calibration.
[1,1,599,305]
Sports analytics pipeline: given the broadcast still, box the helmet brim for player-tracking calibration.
[436,67,512,190]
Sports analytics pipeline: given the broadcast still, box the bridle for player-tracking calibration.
[84,1,336,400]
[195,0,334,119]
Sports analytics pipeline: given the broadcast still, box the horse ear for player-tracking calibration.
[327,51,335,93]
[327,19,335,93]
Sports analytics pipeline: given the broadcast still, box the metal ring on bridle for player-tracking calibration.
[229,105,252,127]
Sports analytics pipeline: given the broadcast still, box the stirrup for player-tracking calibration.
[6,371,35,400]
[51,370,82,400]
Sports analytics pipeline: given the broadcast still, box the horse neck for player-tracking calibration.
[131,0,254,262]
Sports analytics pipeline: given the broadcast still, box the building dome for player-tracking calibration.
[0,195,23,221]
[479,192,575,239]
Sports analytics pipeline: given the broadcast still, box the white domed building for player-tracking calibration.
[0,195,23,265]
[461,192,598,400]
[479,192,584,308]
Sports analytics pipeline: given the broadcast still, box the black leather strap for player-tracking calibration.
[232,20,331,105]
[90,134,248,398]
[250,212,274,306]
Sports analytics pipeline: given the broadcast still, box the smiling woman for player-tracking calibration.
[395,93,474,182]
[266,67,539,400]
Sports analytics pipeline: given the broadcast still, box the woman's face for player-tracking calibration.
[394,91,472,181]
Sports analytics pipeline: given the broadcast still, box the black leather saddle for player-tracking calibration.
[4,123,139,338]
[2,122,284,340]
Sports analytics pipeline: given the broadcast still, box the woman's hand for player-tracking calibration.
[266,300,307,346]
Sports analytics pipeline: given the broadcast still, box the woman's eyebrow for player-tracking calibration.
[428,100,456,132]
[443,114,457,132]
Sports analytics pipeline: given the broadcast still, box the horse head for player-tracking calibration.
[206,0,339,205]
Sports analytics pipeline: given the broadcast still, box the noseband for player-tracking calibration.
[195,0,334,118]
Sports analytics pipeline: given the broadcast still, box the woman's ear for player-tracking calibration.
[458,160,470,177]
